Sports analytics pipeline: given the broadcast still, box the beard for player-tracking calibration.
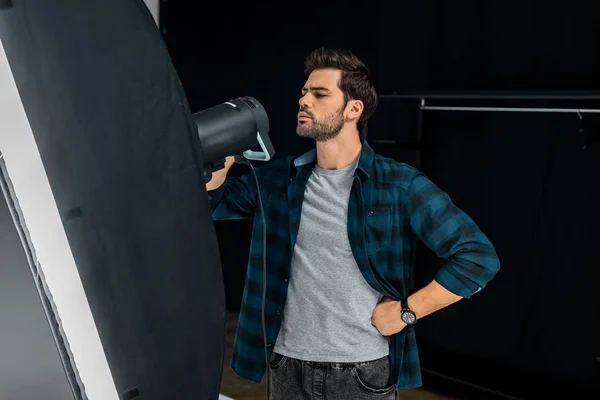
[296,106,345,142]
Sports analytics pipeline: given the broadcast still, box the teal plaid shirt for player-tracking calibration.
[209,140,500,389]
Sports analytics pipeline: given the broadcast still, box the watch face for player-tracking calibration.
[402,310,417,325]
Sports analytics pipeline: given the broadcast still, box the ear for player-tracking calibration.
[345,99,364,121]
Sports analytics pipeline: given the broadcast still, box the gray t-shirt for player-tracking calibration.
[273,161,389,362]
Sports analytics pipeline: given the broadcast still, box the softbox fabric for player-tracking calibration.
[0,1,225,399]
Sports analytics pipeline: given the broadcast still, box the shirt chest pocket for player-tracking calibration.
[364,204,395,254]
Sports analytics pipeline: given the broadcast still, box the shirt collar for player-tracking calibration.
[293,139,374,180]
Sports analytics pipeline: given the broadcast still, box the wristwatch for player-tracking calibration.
[400,298,417,325]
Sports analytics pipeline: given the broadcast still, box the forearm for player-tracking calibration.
[205,172,227,191]
[205,156,235,191]
[371,279,463,336]
[407,279,462,320]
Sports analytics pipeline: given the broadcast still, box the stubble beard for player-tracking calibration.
[296,107,345,142]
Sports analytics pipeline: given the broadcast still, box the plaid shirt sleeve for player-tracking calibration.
[405,171,501,298]
[208,170,262,220]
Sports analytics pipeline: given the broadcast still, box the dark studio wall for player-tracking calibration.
[160,1,600,398]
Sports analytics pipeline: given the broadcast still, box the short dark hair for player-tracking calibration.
[304,47,378,132]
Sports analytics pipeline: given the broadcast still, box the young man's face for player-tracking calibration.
[296,68,347,142]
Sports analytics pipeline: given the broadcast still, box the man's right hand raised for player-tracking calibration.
[206,156,235,191]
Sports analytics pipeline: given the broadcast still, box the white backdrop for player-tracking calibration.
[143,0,159,26]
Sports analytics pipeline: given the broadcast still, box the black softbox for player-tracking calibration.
[0,0,226,399]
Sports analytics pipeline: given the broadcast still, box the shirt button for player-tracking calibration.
[368,210,374,216]
[277,310,281,315]
[284,278,288,283]
[267,343,272,347]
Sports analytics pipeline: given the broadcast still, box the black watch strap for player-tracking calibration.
[400,297,417,325]
[400,298,409,310]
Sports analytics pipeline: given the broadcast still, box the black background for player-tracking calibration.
[161,1,600,398]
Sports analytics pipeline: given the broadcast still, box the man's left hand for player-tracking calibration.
[371,297,406,336]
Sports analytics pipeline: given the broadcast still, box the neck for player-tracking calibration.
[315,128,362,170]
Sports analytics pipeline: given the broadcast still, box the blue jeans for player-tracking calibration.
[269,353,398,399]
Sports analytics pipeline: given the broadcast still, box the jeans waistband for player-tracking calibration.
[291,355,389,369]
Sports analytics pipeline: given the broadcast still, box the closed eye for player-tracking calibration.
[301,86,331,98]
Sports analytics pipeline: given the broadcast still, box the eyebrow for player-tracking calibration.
[302,86,331,93]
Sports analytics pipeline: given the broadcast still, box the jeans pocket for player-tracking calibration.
[269,353,289,370]
[351,357,396,395]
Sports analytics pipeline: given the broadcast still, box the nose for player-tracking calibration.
[299,94,310,110]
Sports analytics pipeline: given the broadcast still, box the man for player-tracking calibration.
[207,47,500,399]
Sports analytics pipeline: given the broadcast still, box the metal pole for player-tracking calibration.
[379,92,600,100]
[421,106,600,114]
[409,98,425,293]
[416,98,424,168]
